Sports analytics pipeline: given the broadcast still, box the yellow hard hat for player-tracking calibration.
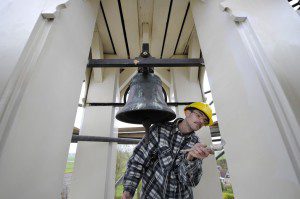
[184,102,213,126]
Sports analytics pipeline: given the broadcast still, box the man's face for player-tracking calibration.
[185,109,209,131]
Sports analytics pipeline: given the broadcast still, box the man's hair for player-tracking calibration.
[185,107,209,120]
[185,107,198,112]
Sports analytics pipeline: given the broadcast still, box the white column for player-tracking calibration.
[69,67,119,199]
[91,27,104,83]
[0,0,47,97]
[191,0,300,198]
[0,0,99,198]
[171,68,222,199]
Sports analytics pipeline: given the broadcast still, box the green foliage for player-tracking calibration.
[217,158,228,170]
[64,153,75,173]
[115,145,143,198]
[223,192,234,199]
[222,185,234,199]
[115,147,132,181]
[64,161,74,173]
[115,185,123,199]
[224,185,233,194]
[216,156,234,199]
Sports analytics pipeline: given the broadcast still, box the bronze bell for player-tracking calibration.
[116,73,176,125]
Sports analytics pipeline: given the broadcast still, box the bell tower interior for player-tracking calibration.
[0,0,299,199]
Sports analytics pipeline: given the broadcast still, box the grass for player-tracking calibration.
[223,192,234,199]
[64,161,74,173]
[115,185,123,199]
[222,185,234,199]
[64,154,75,174]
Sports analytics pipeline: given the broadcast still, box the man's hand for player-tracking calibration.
[122,191,132,199]
[186,143,214,161]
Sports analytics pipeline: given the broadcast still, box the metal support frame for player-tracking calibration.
[72,136,224,156]
[82,101,217,118]
[72,131,221,143]
[115,175,124,187]
[216,150,225,160]
[87,58,204,68]
[86,102,195,107]
[211,132,221,138]
[212,138,222,142]
[71,135,140,144]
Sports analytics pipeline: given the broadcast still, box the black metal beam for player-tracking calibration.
[211,133,221,138]
[115,175,124,187]
[216,150,225,160]
[86,102,195,107]
[100,2,116,54]
[117,0,130,59]
[167,102,195,106]
[87,58,204,68]
[210,128,219,133]
[71,135,140,144]
[161,0,173,58]
[173,2,190,55]
[292,2,300,7]
[88,103,125,107]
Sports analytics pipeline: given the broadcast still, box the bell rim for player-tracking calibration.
[116,109,176,124]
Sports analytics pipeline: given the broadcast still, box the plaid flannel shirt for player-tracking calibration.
[123,118,203,199]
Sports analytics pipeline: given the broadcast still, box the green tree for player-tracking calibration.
[217,158,228,171]
[115,145,140,198]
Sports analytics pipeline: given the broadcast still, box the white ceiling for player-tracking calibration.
[96,0,194,59]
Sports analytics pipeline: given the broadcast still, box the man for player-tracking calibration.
[122,102,214,199]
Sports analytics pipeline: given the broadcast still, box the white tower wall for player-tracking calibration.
[191,0,300,198]
[0,1,99,198]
